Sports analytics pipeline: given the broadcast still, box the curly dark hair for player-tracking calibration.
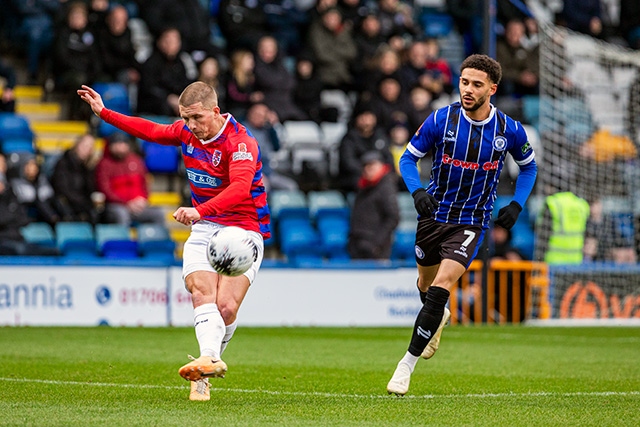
[460,54,502,85]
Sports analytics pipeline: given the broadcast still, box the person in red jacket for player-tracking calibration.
[95,132,165,226]
[78,81,270,402]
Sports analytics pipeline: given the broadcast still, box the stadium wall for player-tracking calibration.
[0,264,423,327]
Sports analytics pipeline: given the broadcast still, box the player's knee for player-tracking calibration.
[218,302,239,325]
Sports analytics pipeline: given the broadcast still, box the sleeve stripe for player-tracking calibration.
[515,151,535,165]
[407,142,426,158]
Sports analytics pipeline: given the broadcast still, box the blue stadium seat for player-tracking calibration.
[20,222,56,247]
[141,140,180,174]
[93,83,131,137]
[55,222,98,258]
[137,223,176,261]
[391,221,417,260]
[317,215,349,259]
[96,224,138,259]
[278,218,322,261]
[0,113,34,147]
[420,12,454,38]
[308,190,349,222]
[1,137,35,153]
[268,189,309,223]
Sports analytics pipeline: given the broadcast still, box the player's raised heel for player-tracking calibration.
[179,355,227,381]
[386,362,412,396]
[421,307,451,359]
[189,378,210,401]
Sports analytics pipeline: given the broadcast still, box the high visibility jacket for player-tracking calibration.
[544,192,590,264]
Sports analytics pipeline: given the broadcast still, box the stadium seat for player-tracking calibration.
[521,95,539,127]
[1,137,35,153]
[420,12,454,38]
[20,222,56,247]
[278,217,322,261]
[92,82,130,114]
[141,140,180,174]
[320,90,353,122]
[391,220,417,260]
[320,122,348,175]
[95,223,138,259]
[317,215,350,259]
[137,223,176,261]
[397,192,417,223]
[268,189,309,222]
[55,222,98,258]
[307,190,348,221]
[0,113,34,146]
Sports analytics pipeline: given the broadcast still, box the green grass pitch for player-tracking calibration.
[0,326,638,426]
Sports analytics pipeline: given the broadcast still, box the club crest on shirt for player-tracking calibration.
[187,144,194,154]
[212,149,222,166]
[415,245,425,259]
[232,143,253,161]
[493,136,507,151]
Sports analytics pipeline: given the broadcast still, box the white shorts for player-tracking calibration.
[182,221,264,284]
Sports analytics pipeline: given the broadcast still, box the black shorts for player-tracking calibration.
[414,218,485,268]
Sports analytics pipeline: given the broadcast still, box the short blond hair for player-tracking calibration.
[179,81,218,109]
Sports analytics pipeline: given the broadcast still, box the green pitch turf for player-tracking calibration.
[0,326,638,426]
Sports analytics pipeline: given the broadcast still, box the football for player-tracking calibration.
[206,226,257,277]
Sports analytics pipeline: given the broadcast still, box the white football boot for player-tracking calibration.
[386,362,412,396]
[421,307,451,359]
[189,378,210,401]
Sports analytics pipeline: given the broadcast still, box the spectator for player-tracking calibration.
[137,27,198,117]
[52,1,103,120]
[95,132,165,226]
[244,103,299,192]
[0,153,59,256]
[253,35,306,121]
[360,47,402,99]
[489,224,524,260]
[263,0,309,56]
[388,120,411,178]
[406,85,433,133]
[10,153,65,226]
[338,105,393,192]
[138,0,221,62]
[51,134,101,224]
[307,7,358,91]
[370,76,411,131]
[376,0,419,49]
[98,5,141,89]
[9,0,60,83]
[225,49,263,120]
[424,38,454,96]
[87,0,109,34]
[352,13,386,85]
[294,53,338,123]
[620,0,640,49]
[217,0,269,53]
[198,57,226,111]
[398,40,428,95]
[0,58,16,112]
[558,0,602,38]
[584,198,637,264]
[348,150,399,259]
[496,19,539,97]
[535,191,590,265]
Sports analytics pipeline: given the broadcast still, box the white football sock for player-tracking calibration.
[220,320,238,355]
[193,303,225,360]
[400,352,419,372]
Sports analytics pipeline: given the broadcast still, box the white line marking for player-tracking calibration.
[1,378,638,400]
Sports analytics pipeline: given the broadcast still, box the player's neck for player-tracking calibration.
[465,102,492,122]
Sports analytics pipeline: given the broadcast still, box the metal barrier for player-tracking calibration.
[449,260,550,324]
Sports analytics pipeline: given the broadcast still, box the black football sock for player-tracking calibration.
[417,278,427,304]
[408,286,450,356]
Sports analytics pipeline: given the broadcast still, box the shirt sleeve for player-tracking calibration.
[100,109,183,146]
[399,111,439,194]
[508,122,538,208]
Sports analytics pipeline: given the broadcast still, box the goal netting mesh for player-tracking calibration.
[530,23,640,323]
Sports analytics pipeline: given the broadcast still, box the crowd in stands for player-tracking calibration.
[1,0,639,262]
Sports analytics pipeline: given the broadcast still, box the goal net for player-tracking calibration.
[530,23,640,324]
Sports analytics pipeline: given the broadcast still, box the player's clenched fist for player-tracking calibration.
[173,207,201,225]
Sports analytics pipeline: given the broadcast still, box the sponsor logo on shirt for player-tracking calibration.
[444,129,457,142]
[521,141,531,155]
[232,143,253,161]
[186,168,222,188]
[442,153,498,171]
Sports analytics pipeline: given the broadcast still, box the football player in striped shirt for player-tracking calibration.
[387,54,537,395]
[78,82,270,401]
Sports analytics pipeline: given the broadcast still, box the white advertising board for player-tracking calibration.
[0,266,168,326]
[170,267,422,327]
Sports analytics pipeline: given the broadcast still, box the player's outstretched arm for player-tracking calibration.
[77,85,104,117]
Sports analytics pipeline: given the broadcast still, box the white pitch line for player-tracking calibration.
[1,377,639,400]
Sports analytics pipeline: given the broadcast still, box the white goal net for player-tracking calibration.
[531,23,640,323]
